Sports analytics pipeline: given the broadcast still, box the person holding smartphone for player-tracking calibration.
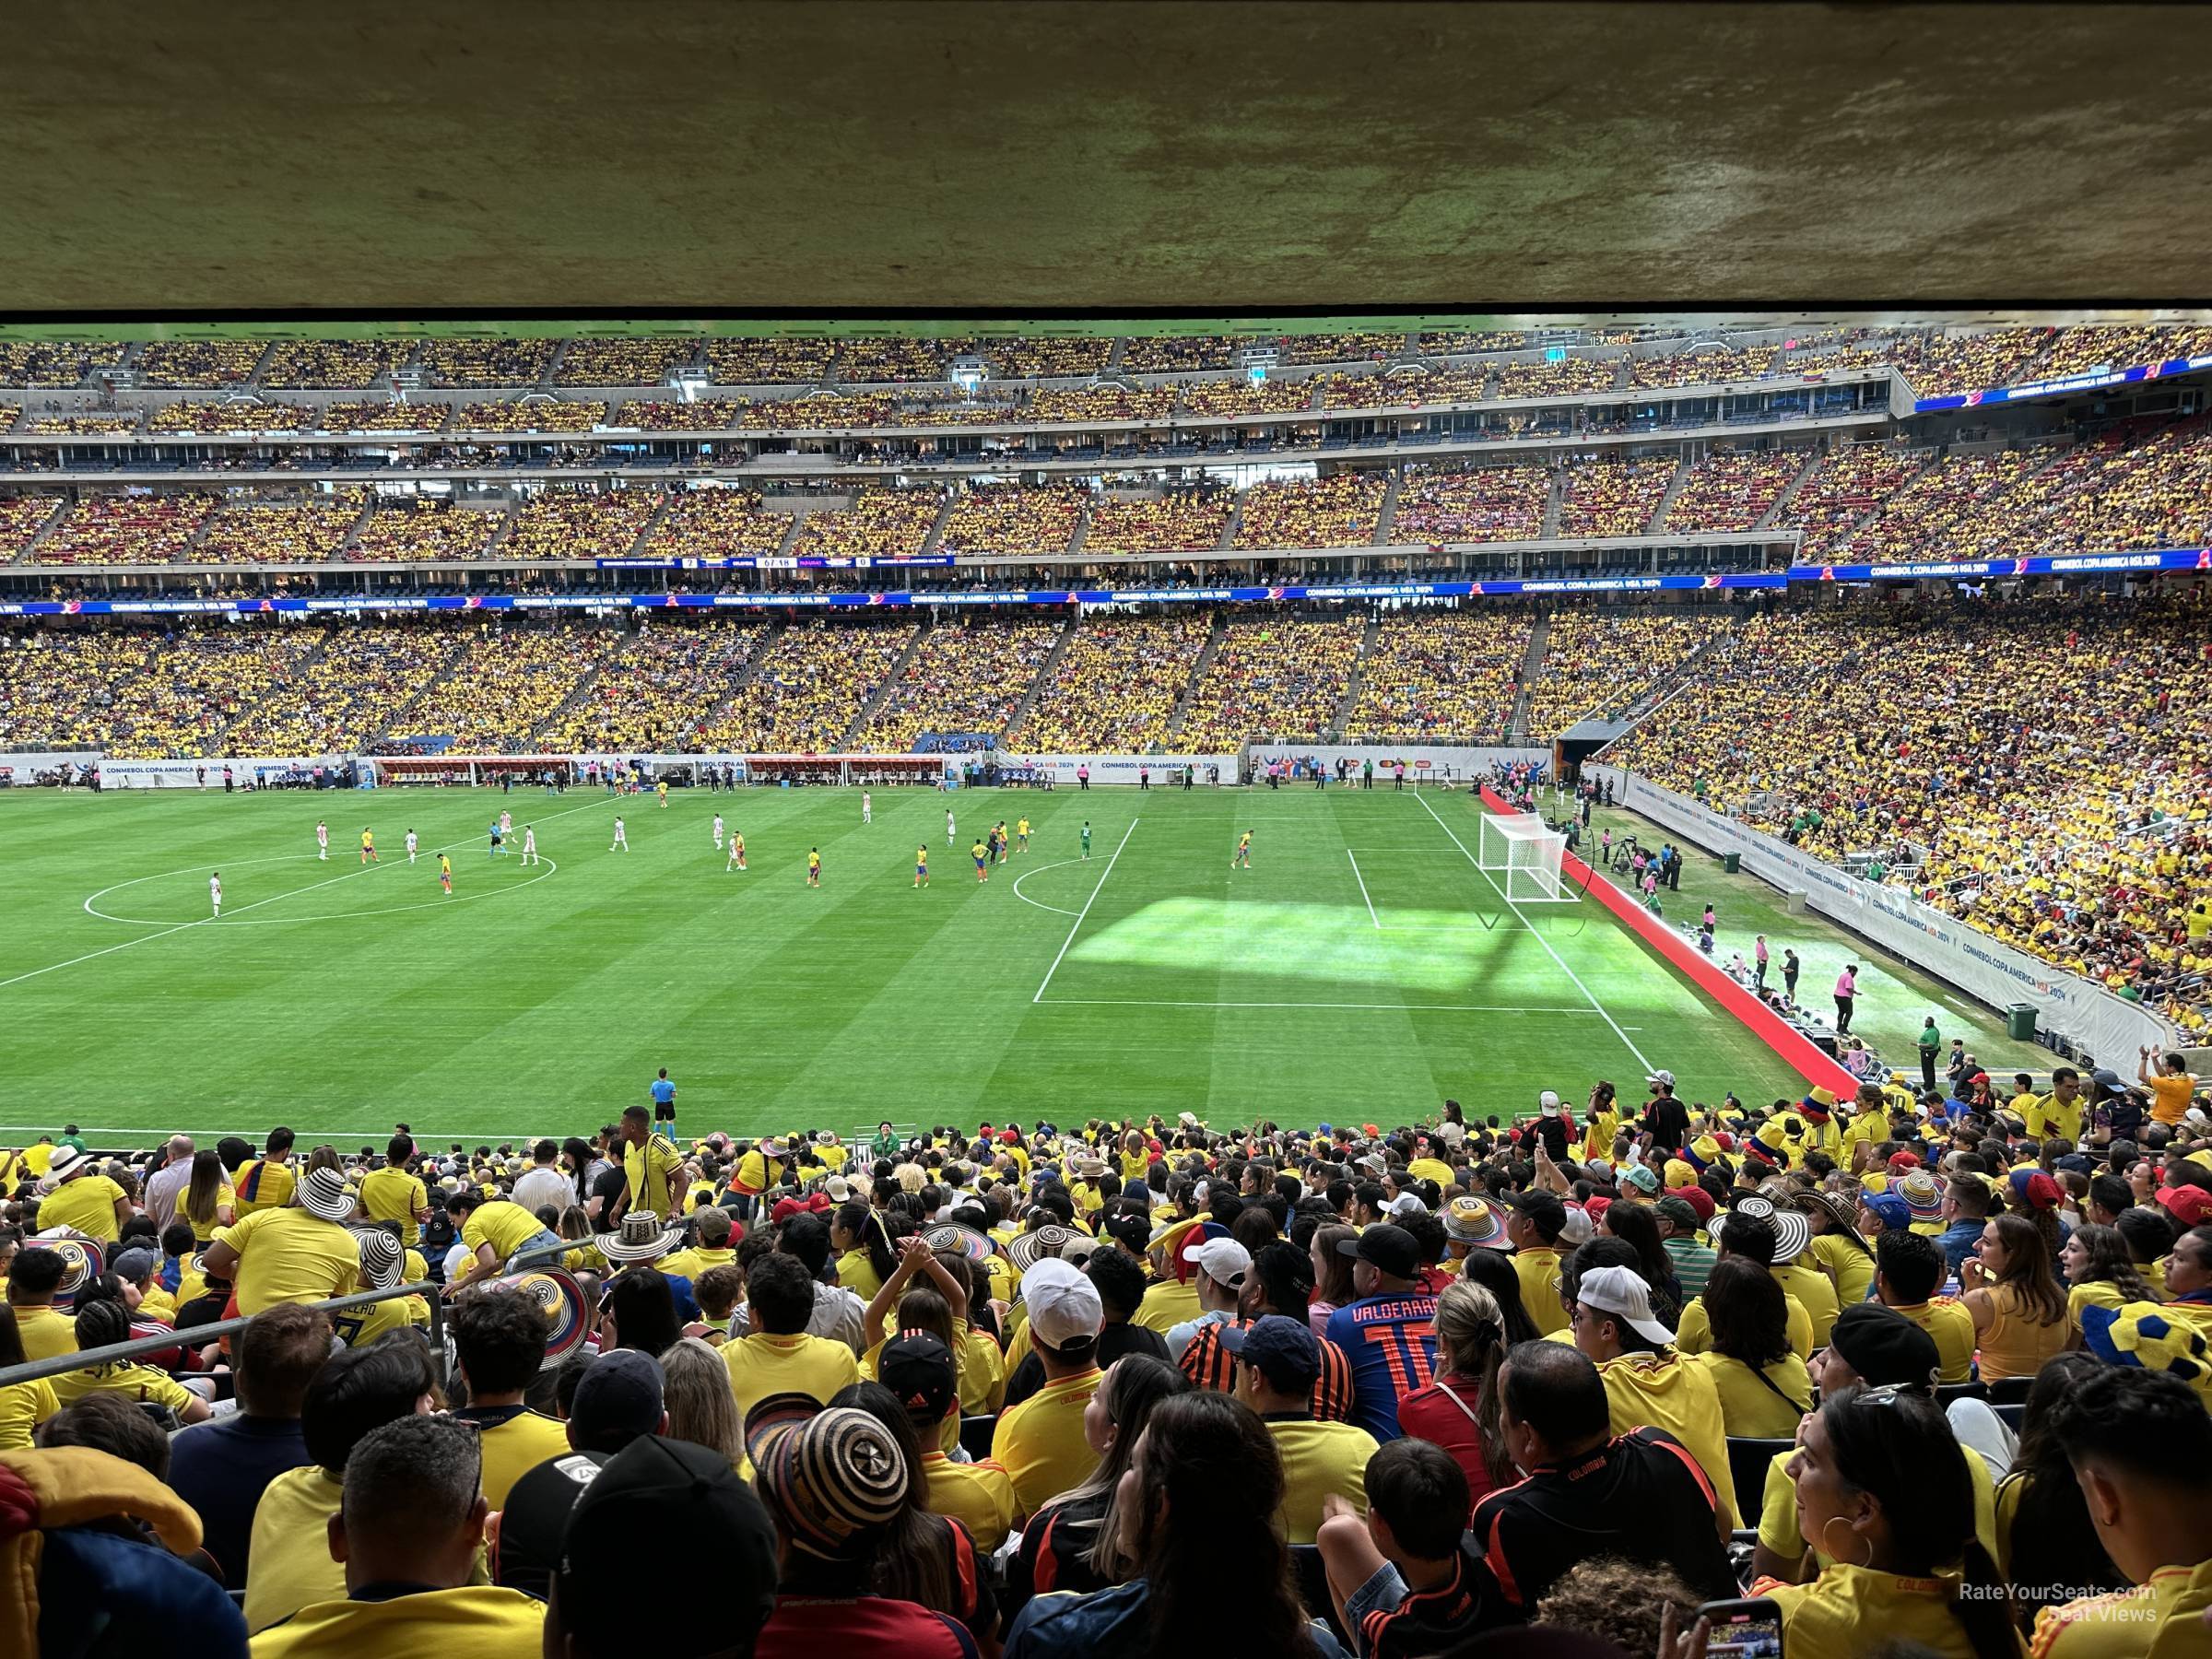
[1748,1384,2017,1659]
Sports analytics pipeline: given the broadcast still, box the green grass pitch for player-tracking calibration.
[0,783,1818,1148]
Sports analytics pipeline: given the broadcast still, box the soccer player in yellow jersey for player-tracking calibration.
[438,853,453,895]
[806,848,821,888]
[1016,818,1030,852]
[972,840,990,883]
[1234,830,1253,869]
[914,846,929,888]
[656,778,668,807]
[359,828,377,865]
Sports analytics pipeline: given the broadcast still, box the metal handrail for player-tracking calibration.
[0,1277,447,1390]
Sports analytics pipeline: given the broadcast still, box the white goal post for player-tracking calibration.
[1477,812,1574,903]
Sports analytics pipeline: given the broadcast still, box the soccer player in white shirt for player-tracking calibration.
[712,813,724,850]
[610,816,628,852]
[315,820,329,861]
[405,829,418,864]
[522,825,538,865]
[209,872,221,917]
[862,791,872,825]
[946,808,955,848]
[500,810,512,838]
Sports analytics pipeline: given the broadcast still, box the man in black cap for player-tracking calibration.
[881,1329,1016,1552]
[1323,1224,1439,1441]
[490,1449,607,1601]
[565,1348,668,1455]
[547,1434,779,1658]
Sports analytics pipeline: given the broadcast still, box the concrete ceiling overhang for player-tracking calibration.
[4,2,2209,317]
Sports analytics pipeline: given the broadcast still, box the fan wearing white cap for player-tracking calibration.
[1567,1262,1737,1532]
[1525,1092,1572,1163]
[990,1258,1105,1521]
[35,1147,132,1245]
[1165,1236,1252,1359]
[200,1164,361,1315]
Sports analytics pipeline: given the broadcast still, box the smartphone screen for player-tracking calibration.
[1698,1596,1784,1658]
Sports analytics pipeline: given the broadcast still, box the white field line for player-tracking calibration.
[1032,818,1138,1004]
[1347,850,1381,929]
[1414,791,1657,1074]
[2,794,613,993]
[1036,997,1605,1014]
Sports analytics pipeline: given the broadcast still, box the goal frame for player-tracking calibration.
[1477,812,1574,903]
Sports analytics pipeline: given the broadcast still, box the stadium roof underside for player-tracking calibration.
[6,2,2211,318]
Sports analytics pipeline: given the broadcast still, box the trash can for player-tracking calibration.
[2006,1003,2038,1041]
[1721,852,1742,874]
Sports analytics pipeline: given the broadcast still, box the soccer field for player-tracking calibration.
[0,782,1812,1147]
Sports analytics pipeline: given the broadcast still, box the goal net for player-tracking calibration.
[1477,812,1572,903]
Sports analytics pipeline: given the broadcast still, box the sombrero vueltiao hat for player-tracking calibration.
[595,1210,684,1265]
[484,1267,592,1368]
[1005,1223,1075,1275]
[924,1223,995,1265]
[1896,1169,1947,1225]
[1444,1195,1510,1250]
[32,1232,102,1310]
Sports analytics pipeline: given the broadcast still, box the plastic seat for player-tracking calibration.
[1935,1380,1988,1406]
[1726,1436,1794,1527]
[1984,1377,2034,1407]
[958,1415,996,1461]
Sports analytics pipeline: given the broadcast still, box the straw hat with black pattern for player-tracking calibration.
[1005,1222,1075,1274]
[745,1399,909,1561]
[295,1165,357,1224]
[596,1210,683,1265]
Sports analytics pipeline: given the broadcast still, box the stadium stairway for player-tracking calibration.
[1509,616,1551,746]
[1540,471,1564,538]
[838,620,932,748]
[1373,471,1405,544]
[1216,493,1245,551]
[1327,614,1383,740]
[333,491,378,559]
[1756,449,1828,530]
[699,625,783,732]
[8,497,74,565]
[477,504,519,559]
[917,494,956,558]
[181,504,222,558]
[1065,496,1093,559]
[623,494,677,560]
[1163,611,1229,743]
[1647,454,1694,534]
[1002,617,1078,747]
[528,641,621,748]
[361,631,477,749]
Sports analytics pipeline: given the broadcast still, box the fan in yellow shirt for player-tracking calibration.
[359,1139,432,1247]
[250,1414,547,1659]
[448,1287,571,1508]
[48,1299,210,1424]
[721,1254,862,1429]
[34,1150,132,1244]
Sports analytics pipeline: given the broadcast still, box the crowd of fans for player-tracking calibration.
[222,624,464,756]
[702,622,919,752]
[421,338,559,388]
[193,491,366,565]
[552,339,699,387]
[19,412,139,435]
[0,339,125,386]
[1233,474,1388,551]
[1658,449,1806,535]
[1315,366,1492,411]
[0,493,62,559]
[1392,463,1550,544]
[1528,609,1727,736]
[0,626,161,748]
[861,619,1065,750]
[1181,616,1366,747]
[793,488,945,560]
[1610,598,2212,1036]
[1013,614,1215,752]
[985,336,1115,379]
[1496,355,1623,400]
[260,340,412,389]
[542,622,770,754]
[394,625,611,753]
[1840,447,2056,563]
[1080,488,1233,555]
[504,489,658,563]
[32,493,217,566]
[938,484,1087,558]
[1778,442,1930,558]
[458,398,607,432]
[1627,344,1783,390]
[704,337,839,385]
[147,403,313,435]
[2038,324,2212,378]
[312,400,451,433]
[1343,608,1530,744]
[97,628,332,759]
[643,488,794,559]
[5,1068,2209,1656]
[1886,330,2053,399]
[1174,375,1323,418]
[836,336,973,383]
[135,340,265,387]
[1557,456,1676,539]
[347,498,505,563]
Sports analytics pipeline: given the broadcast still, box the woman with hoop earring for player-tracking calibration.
[1754,1384,2018,1659]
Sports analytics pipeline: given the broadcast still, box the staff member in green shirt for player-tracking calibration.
[1916,1016,1943,1094]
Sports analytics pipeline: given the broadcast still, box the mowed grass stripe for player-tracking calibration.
[0,787,1809,1141]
